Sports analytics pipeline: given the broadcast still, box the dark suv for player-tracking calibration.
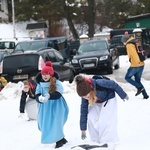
[71,39,120,75]
[0,48,75,83]
[14,36,70,59]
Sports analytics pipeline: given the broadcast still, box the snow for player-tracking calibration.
[0,23,150,150]
[0,23,28,39]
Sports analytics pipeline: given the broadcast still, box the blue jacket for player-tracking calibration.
[80,78,127,131]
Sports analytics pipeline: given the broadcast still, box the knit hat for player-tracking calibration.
[41,61,54,76]
[121,35,130,43]
[75,75,93,97]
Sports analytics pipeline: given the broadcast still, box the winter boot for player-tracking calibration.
[55,138,68,148]
[61,138,68,144]
[135,87,144,96]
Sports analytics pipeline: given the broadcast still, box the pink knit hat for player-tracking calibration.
[41,61,54,76]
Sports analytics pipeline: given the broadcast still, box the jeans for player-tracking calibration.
[125,66,148,97]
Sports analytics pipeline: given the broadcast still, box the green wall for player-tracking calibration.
[125,17,150,28]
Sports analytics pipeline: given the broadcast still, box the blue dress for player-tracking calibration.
[36,80,69,144]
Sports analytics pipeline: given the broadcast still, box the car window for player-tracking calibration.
[0,42,15,49]
[47,41,53,47]
[110,36,122,45]
[78,41,107,53]
[15,41,46,51]
[53,51,64,63]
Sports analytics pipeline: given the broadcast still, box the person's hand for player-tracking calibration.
[18,113,29,120]
[44,92,50,100]
[18,113,25,118]
[81,131,87,140]
[39,95,48,103]
[124,95,129,101]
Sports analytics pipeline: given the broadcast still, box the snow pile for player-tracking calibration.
[0,81,23,101]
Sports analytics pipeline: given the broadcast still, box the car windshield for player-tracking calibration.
[78,41,107,53]
[15,41,47,51]
[110,36,122,46]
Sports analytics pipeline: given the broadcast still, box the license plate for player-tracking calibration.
[83,63,95,68]
[13,74,28,80]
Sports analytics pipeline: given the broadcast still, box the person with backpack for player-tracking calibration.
[35,61,69,148]
[121,35,149,99]
[74,74,129,148]
[18,79,38,120]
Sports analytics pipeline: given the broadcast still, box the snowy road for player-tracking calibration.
[107,56,150,83]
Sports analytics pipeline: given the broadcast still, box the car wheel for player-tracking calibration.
[114,64,119,69]
[107,67,113,74]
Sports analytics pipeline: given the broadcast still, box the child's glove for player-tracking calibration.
[44,92,50,100]
[39,95,48,103]
[18,113,25,118]
[18,113,29,120]
[81,131,87,140]
[124,95,129,101]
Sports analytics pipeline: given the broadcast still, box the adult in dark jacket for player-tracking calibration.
[18,79,37,120]
[75,75,128,148]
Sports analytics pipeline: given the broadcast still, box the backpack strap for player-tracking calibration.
[95,83,109,107]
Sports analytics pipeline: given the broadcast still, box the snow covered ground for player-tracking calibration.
[0,56,150,150]
[0,23,150,150]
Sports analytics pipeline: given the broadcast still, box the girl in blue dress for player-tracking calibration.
[35,61,69,148]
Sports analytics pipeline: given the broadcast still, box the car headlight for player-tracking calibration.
[72,59,78,64]
[99,55,108,61]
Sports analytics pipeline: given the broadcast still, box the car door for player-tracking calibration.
[46,51,71,81]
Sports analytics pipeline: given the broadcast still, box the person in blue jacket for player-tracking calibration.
[75,75,128,148]
[35,61,69,148]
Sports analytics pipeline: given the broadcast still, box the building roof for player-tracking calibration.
[26,22,48,30]
[126,13,150,21]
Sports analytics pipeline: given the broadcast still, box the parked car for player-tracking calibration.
[0,39,18,63]
[14,36,70,59]
[0,39,16,52]
[0,51,8,62]
[110,35,127,55]
[71,39,120,75]
[110,28,150,57]
[0,48,75,83]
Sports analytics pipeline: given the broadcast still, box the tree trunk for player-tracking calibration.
[63,2,79,40]
[87,0,95,38]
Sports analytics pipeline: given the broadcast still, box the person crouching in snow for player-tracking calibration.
[75,75,129,148]
[0,75,8,91]
[35,61,69,148]
[18,79,37,120]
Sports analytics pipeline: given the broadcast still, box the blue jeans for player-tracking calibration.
[125,66,148,97]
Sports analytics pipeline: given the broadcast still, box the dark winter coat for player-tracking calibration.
[19,79,37,113]
[80,78,127,131]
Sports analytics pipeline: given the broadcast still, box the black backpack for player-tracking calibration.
[92,75,110,91]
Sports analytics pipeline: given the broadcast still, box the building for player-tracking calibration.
[26,22,48,38]
[0,0,8,22]
[125,13,150,28]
